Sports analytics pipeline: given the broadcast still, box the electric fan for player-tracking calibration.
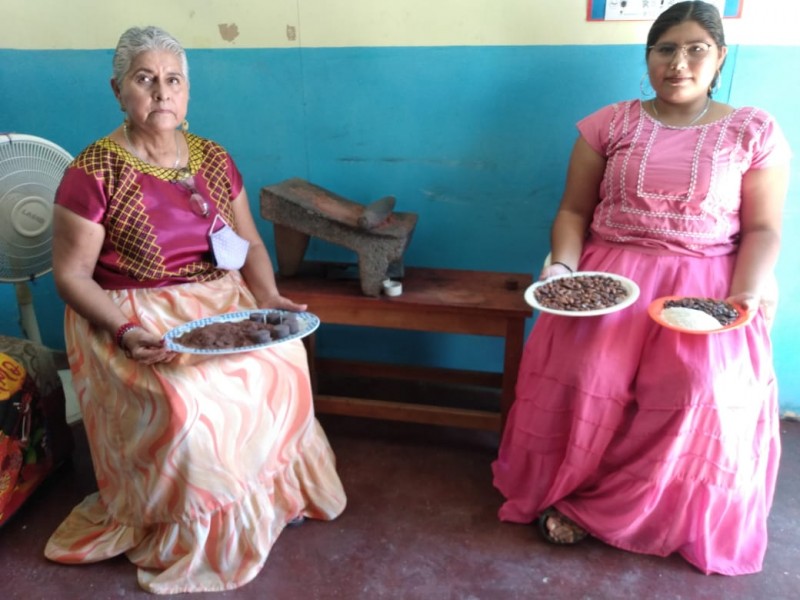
[0,133,73,344]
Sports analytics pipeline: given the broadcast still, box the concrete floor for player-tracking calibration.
[2,378,798,600]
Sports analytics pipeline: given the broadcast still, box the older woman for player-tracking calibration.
[44,26,346,594]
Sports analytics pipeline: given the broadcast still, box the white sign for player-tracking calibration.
[603,0,727,21]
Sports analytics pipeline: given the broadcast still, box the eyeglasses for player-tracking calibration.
[175,175,210,218]
[648,42,713,63]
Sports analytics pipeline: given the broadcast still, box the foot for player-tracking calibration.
[538,508,588,545]
[287,516,306,527]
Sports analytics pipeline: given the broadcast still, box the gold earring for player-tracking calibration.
[181,119,189,132]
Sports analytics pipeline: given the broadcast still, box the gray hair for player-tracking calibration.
[112,26,189,87]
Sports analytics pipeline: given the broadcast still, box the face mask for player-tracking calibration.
[208,213,250,270]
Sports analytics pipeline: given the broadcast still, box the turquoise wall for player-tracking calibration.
[1,44,798,413]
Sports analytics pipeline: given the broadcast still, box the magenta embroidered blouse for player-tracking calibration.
[578,99,791,257]
[55,133,244,289]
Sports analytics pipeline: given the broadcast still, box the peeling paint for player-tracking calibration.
[286,25,297,41]
[217,23,239,43]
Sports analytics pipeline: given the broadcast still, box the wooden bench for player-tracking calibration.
[278,263,532,433]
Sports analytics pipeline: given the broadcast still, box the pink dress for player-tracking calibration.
[492,100,791,575]
[44,136,347,594]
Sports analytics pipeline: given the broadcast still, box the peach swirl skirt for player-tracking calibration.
[44,272,346,594]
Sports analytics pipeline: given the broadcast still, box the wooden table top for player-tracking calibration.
[276,262,533,318]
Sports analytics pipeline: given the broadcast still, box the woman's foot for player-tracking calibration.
[287,516,305,527]
[538,507,588,545]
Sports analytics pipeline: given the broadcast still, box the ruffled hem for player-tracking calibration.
[493,242,781,576]
[45,421,346,594]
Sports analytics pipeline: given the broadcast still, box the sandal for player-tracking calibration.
[537,507,588,545]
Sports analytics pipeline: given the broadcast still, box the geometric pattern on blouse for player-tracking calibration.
[72,134,235,284]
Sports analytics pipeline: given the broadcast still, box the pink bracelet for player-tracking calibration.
[115,322,141,349]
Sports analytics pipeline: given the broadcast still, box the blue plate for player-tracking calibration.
[163,309,320,355]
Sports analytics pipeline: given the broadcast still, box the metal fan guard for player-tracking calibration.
[0,133,73,282]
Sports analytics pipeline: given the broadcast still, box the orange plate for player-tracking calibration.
[647,296,753,334]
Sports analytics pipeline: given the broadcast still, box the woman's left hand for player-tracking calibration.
[726,292,760,314]
[728,285,778,330]
[726,291,770,331]
[256,293,308,313]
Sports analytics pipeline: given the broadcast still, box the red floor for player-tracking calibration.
[2,384,799,600]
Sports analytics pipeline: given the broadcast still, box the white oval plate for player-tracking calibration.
[523,271,640,317]
[163,309,320,354]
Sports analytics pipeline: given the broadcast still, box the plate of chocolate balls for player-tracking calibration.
[524,271,640,317]
[163,309,320,354]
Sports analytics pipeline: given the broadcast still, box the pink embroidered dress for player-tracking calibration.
[492,100,791,575]
[44,134,347,594]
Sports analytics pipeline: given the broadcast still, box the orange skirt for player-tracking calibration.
[45,272,346,594]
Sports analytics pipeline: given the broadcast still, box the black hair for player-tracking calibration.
[646,1,726,94]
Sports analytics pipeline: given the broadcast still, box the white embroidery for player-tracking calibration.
[591,101,770,251]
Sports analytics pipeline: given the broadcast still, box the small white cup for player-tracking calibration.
[382,279,403,297]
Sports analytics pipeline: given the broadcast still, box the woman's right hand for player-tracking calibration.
[121,327,177,364]
[540,262,573,281]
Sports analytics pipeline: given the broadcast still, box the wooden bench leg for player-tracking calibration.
[501,317,526,437]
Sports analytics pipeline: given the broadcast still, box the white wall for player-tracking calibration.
[1,0,797,50]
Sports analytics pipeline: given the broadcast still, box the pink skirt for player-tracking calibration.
[45,272,347,594]
[492,241,780,575]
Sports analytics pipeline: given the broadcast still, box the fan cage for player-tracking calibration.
[0,133,73,282]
